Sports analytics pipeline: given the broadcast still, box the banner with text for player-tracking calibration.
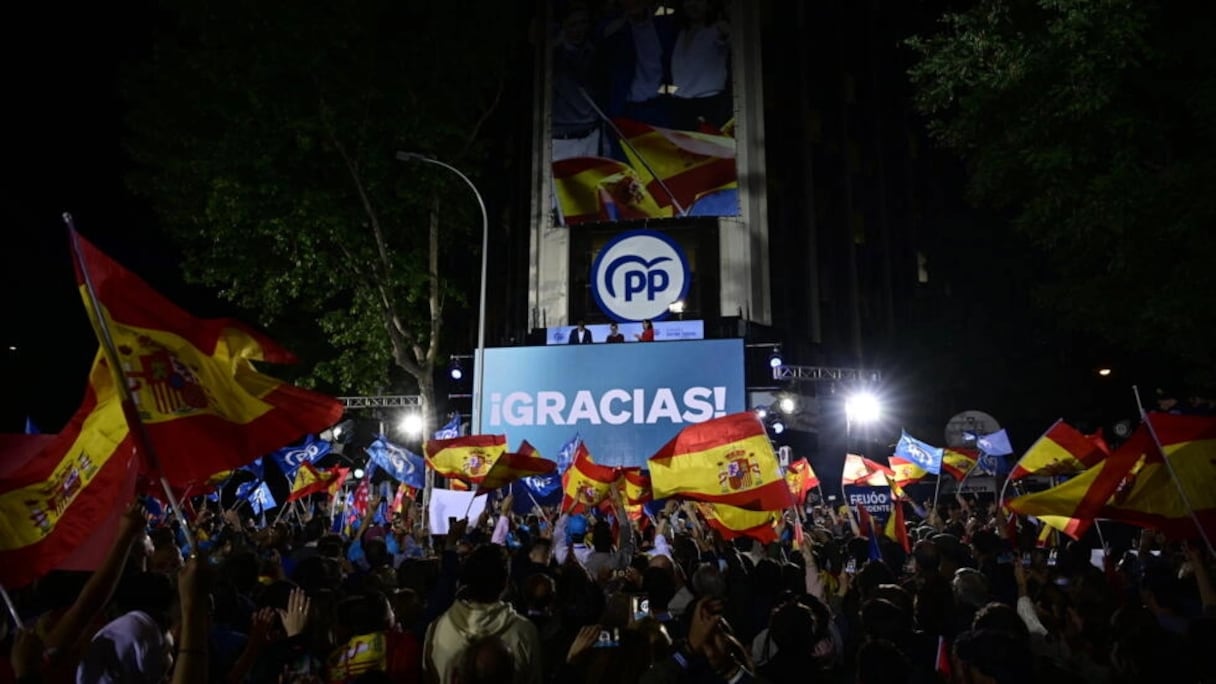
[845,485,893,528]
[479,339,745,467]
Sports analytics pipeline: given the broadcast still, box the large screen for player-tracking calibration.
[479,339,745,466]
[549,0,739,225]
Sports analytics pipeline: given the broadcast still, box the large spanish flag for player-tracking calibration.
[1007,426,1155,539]
[423,434,507,485]
[941,448,979,480]
[1009,420,1109,480]
[649,413,792,511]
[561,443,618,514]
[475,448,556,496]
[613,118,738,215]
[0,357,139,587]
[71,231,344,488]
[552,156,671,225]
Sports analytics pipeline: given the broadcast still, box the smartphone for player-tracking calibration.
[593,627,620,648]
[1021,552,1033,568]
[845,557,857,575]
[996,551,1014,565]
[631,595,650,621]
[1047,548,1058,567]
[827,495,838,502]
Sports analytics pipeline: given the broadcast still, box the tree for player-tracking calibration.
[124,1,518,428]
[907,1,1216,387]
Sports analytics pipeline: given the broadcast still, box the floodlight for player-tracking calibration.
[400,412,424,437]
[844,392,881,425]
[755,406,768,420]
[779,396,797,414]
[768,347,783,369]
[354,467,365,479]
[771,419,786,435]
[449,358,464,381]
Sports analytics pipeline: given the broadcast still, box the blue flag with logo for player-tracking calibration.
[366,434,426,489]
[249,482,277,516]
[269,435,331,478]
[242,457,265,482]
[894,430,943,474]
[235,480,258,502]
[434,414,461,440]
[514,433,580,509]
[975,429,1013,457]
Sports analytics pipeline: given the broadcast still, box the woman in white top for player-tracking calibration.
[669,0,731,131]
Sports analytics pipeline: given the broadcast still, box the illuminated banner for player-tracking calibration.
[479,339,745,467]
[845,485,893,527]
[545,320,704,344]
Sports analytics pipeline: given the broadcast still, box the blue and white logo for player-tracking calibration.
[591,230,690,322]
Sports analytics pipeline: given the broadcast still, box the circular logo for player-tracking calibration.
[590,230,689,322]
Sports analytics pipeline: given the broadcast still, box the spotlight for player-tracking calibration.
[755,406,768,420]
[668,299,686,315]
[768,347,783,369]
[1113,419,1135,438]
[400,412,424,437]
[449,358,464,381]
[771,419,786,435]
[354,467,366,479]
[1097,368,1112,377]
[844,392,881,425]
[779,396,797,414]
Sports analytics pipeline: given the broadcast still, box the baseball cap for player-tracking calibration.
[567,514,588,537]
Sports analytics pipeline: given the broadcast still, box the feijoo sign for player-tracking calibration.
[478,339,745,467]
[488,386,728,427]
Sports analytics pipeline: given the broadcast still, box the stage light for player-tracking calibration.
[400,412,424,437]
[845,392,881,425]
[354,467,365,479]
[771,419,786,435]
[768,347,783,369]
[779,396,797,414]
[755,406,768,420]
[449,358,464,381]
[668,299,686,314]
[1097,368,1112,377]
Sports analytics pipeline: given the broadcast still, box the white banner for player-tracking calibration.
[427,488,488,535]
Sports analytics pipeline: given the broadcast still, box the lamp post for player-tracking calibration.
[395,152,489,433]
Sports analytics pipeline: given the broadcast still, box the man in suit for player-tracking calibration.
[568,321,594,344]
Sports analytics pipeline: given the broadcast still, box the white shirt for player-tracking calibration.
[671,24,729,99]
[628,19,664,102]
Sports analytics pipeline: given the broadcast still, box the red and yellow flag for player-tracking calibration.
[0,357,139,587]
[287,464,347,503]
[649,413,792,511]
[475,449,556,496]
[842,453,895,487]
[888,456,928,488]
[1009,420,1109,480]
[613,118,738,215]
[698,502,778,544]
[884,499,911,552]
[622,468,653,506]
[561,444,618,514]
[552,156,671,225]
[785,459,816,505]
[423,434,507,485]
[941,448,979,480]
[71,231,344,488]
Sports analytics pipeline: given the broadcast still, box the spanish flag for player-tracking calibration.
[560,443,618,514]
[1008,420,1109,480]
[423,434,507,485]
[888,456,928,488]
[649,413,792,511]
[622,468,653,505]
[785,459,816,505]
[70,231,344,488]
[0,357,139,588]
[842,453,895,487]
[1007,426,1156,539]
[287,464,347,503]
[475,448,556,496]
[941,448,979,480]
[884,499,911,552]
[613,118,738,215]
[552,156,671,225]
[698,502,778,544]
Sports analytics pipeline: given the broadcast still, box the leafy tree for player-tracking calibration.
[908,1,1216,386]
[124,1,517,428]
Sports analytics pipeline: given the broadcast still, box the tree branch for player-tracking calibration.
[459,75,505,158]
[426,192,443,367]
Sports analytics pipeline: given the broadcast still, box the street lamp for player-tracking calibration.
[395,151,489,432]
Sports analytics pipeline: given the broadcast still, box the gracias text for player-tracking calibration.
[487,387,729,427]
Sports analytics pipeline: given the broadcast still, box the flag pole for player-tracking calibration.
[65,215,197,557]
[931,473,943,520]
[1132,386,1216,556]
[0,583,23,630]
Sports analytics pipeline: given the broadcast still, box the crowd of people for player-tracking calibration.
[3,480,1214,683]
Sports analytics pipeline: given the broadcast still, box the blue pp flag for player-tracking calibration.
[269,435,331,478]
[24,417,39,435]
[517,433,580,505]
[433,414,461,440]
[242,457,265,482]
[249,482,277,516]
[976,429,1013,457]
[976,451,1007,477]
[235,480,259,502]
[894,431,943,475]
[365,434,426,489]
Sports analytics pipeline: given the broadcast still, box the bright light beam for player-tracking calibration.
[400,413,424,437]
[845,392,882,425]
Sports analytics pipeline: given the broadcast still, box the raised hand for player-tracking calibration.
[566,625,601,663]
[278,588,311,638]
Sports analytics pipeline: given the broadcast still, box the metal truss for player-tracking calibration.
[771,365,881,382]
[337,395,423,410]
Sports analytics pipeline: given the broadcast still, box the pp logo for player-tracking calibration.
[591,230,689,322]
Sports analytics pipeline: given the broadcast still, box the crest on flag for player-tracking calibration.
[718,451,760,492]
[462,451,492,478]
[119,337,214,419]
[577,484,601,505]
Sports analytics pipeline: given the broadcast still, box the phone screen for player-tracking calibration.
[631,595,650,621]
[845,558,857,575]
[593,628,620,648]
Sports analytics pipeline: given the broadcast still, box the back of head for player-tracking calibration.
[861,598,911,641]
[954,628,1033,684]
[952,568,990,609]
[461,544,509,603]
[973,601,1029,642]
[454,635,515,684]
[113,571,176,629]
[856,638,912,684]
[691,562,727,599]
[642,565,676,612]
[591,520,614,552]
[769,602,816,652]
